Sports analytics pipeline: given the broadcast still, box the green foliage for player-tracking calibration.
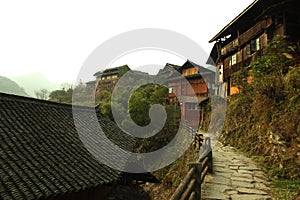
[49,87,73,103]
[49,81,94,105]
[129,85,168,126]
[97,84,181,153]
[222,36,300,181]
[151,145,198,193]
[252,35,293,79]
[284,67,300,109]
[142,145,198,199]
[98,90,113,119]
[270,180,300,200]
[232,67,253,94]
[129,89,151,126]
[98,84,168,125]
[128,85,179,153]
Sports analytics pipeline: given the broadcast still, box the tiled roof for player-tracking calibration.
[94,65,130,77]
[0,93,136,200]
[180,60,215,73]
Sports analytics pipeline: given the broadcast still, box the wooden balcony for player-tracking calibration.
[223,49,263,80]
[221,18,272,56]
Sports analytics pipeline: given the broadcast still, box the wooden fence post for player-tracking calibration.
[207,138,213,174]
[209,150,213,174]
[188,162,202,200]
[170,136,213,200]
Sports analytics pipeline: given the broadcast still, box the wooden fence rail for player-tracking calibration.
[170,137,212,200]
[181,122,204,151]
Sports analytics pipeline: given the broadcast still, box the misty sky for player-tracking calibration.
[0,0,254,83]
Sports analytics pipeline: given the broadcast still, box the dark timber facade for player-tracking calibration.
[209,0,300,97]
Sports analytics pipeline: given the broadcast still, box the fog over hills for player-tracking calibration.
[10,72,62,97]
[0,76,29,97]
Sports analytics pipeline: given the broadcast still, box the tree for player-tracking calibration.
[49,83,74,103]
[98,84,169,126]
[60,82,73,91]
[35,89,49,100]
[98,90,113,120]
[49,89,68,103]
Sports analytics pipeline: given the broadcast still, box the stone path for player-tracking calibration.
[201,142,274,200]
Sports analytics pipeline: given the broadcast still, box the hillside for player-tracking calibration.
[0,76,29,96]
[221,36,300,198]
[11,72,61,97]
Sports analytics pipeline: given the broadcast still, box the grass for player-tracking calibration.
[154,145,198,189]
[270,179,300,200]
[143,145,199,199]
[238,153,300,199]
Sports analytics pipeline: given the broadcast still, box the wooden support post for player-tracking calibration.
[188,162,202,200]
[170,168,196,200]
[207,138,213,174]
[208,150,213,174]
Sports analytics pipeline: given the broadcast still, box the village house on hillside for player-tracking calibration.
[209,0,300,97]
[86,65,130,92]
[92,65,130,93]
[164,60,215,127]
[87,65,149,93]
[87,61,215,128]
[0,92,137,200]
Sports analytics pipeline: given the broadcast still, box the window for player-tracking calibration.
[169,87,174,93]
[233,38,239,47]
[221,47,227,55]
[256,38,260,51]
[247,38,260,55]
[207,82,215,90]
[250,40,256,52]
[232,54,237,65]
[246,44,251,55]
[219,65,223,83]
[187,103,199,110]
[250,38,260,52]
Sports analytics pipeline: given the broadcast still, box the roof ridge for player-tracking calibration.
[209,0,260,43]
[0,92,96,111]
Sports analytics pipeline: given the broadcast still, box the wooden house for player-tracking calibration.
[208,0,300,97]
[93,65,150,93]
[165,60,215,127]
[85,80,96,88]
[94,65,131,93]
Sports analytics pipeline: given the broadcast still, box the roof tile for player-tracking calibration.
[0,93,136,199]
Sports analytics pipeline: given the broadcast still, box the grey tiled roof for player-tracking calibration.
[0,93,136,200]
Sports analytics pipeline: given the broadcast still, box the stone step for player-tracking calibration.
[201,142,273,200]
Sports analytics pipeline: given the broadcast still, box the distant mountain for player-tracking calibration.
[0,76,29,96]
[11,73,61,97]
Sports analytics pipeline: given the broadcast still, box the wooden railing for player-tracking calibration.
[221,18,272,57]
[181,122,203,151]
[223,49,263,79]
[170,137,213,200]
